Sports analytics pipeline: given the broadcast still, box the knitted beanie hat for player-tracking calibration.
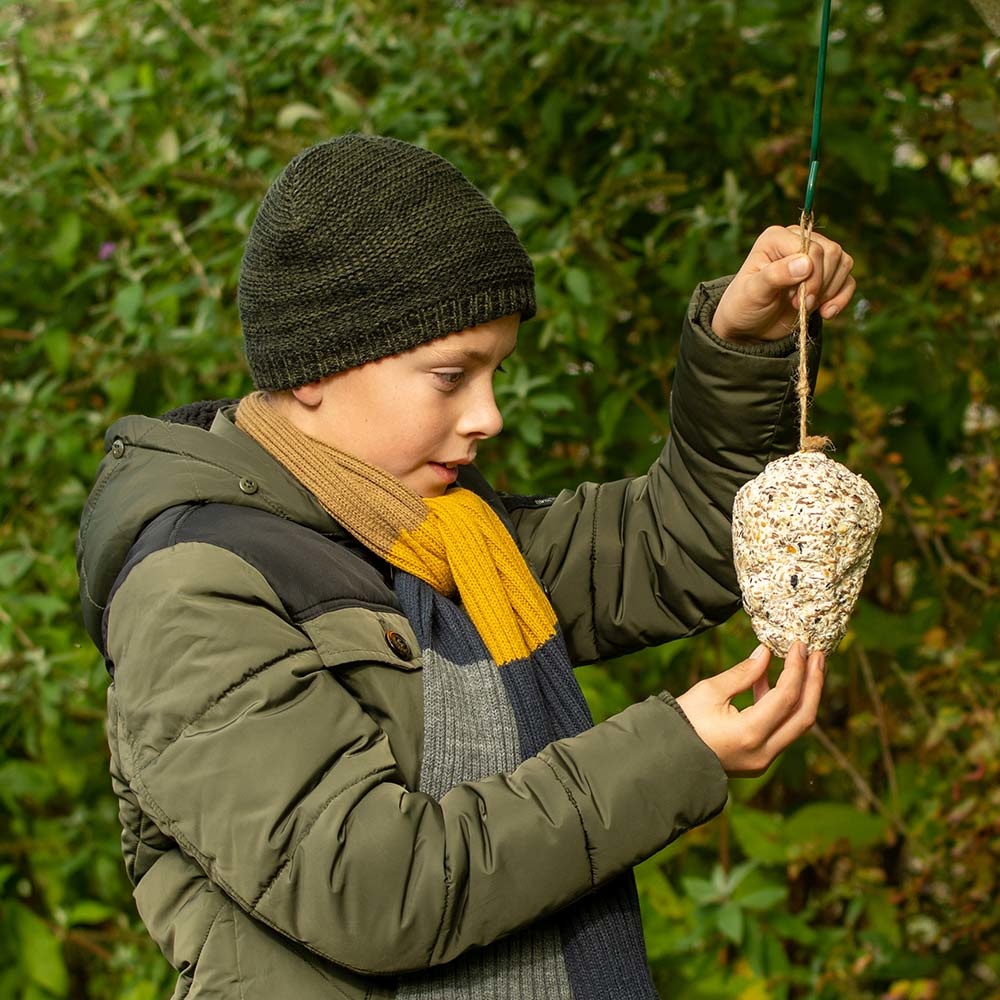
[238,134,536,391]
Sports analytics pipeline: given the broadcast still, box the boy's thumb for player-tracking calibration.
[747,253,813,303]
[787,254,812,279]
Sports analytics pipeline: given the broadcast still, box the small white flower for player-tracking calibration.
[963,402,1000,435]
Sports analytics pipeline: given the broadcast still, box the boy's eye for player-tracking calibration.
[433,370,464,387]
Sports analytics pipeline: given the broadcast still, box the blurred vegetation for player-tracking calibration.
[1,1,998,997]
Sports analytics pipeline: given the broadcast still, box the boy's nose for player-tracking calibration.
[459,387,504,439]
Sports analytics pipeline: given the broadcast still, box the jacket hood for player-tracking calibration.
[76,400,339,650]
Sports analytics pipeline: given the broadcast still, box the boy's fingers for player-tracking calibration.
[752,672,771,703]
[799,649,826,726]
[817,251,856,316]
[820,275,857,319]
[714,644,772,700]
[773,640,809,692]
[802,240,829,305]
[794,272,857,317]
[741,641,810,741]
[760,649,826,757]
[722,225,855,337]
[801,238,854,309]
[784,230,854,312]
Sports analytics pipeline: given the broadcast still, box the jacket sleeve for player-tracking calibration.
[507,277,822,664]
[107,541,727,977]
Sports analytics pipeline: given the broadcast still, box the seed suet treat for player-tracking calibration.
[732,451,881,656]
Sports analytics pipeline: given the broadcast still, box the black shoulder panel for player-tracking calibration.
[159,398,240,429]
[498,492,557,514]
[102,503,398,662]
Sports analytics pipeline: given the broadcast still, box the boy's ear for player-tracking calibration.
[290,380,325,407]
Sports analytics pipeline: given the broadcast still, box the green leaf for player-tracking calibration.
[0,550,33,587]
[500,196,545,228]
[46,214,82,270]
[717,900,744,944]
[960,99,998,133]
[104,369,136,409]
[65,901,116,927]
[136,61,155,92]
[155,127,180,165]
[14,903,69,996]
[596,390,630,448]
[736,886,787,911]
[720,860,757,893]
[784,803,888,856]
[0,761,60,806]
[745,920,792,978]
[545,174,578,206]
[529,392,573,414]
[680,876,718,905]
[565,268,592,305]
[113,283,144,327]
[43,327,72,376]
[276,101,324,129]
[862,888,903,948]
[518,412,543,447]
[540,90,566,143]
[729,805,788,865]
[118,983,163,1000]
[330,87,363,121]
[850,599,940,652]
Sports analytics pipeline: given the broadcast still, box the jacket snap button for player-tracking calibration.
[384,630,412,660]
[238,477,258,495]
[110,438,125,459]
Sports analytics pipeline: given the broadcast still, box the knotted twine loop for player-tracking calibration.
[795,209,833,453]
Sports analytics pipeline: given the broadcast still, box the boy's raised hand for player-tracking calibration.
[711,225,856,344]
[675,642,825,777]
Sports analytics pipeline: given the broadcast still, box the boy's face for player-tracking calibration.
[289,314,519,497]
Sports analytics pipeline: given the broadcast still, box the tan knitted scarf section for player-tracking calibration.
[235,392,557,666]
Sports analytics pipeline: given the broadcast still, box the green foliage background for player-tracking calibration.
[1,1,998,997]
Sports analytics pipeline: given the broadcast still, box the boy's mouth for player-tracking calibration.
[434,453,475,470]
[429,461,459,484]
[429,456,474,483]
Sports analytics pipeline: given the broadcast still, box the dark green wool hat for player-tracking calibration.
[238,134,536,391]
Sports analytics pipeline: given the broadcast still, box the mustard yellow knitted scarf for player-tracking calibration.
[235,392,557,666]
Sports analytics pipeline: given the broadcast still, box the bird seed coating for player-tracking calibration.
[732,451,882,656]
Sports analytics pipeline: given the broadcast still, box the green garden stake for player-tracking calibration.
[804,0,833,215]
[793,0,835,447]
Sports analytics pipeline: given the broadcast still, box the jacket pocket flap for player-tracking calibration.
[299,607,422,671]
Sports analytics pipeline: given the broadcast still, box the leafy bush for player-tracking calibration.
[1,1,997,996]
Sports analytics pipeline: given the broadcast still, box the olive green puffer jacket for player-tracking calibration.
[77,279,819,999]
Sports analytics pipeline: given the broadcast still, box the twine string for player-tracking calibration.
[796,209,832,453]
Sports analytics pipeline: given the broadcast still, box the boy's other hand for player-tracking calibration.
[712,225,856,343]
[675,642,825,777]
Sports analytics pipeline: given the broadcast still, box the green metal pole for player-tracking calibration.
[803,0,832,215]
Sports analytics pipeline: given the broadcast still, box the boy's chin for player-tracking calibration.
[391,460,461,498]
[414,482,449,499]
[399,473,447,499]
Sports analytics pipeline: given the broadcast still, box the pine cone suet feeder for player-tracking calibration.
[732,451,881,656]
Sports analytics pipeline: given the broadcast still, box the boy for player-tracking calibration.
[77,134,854,999]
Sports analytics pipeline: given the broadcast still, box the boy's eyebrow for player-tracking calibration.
[427,344,516,365]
